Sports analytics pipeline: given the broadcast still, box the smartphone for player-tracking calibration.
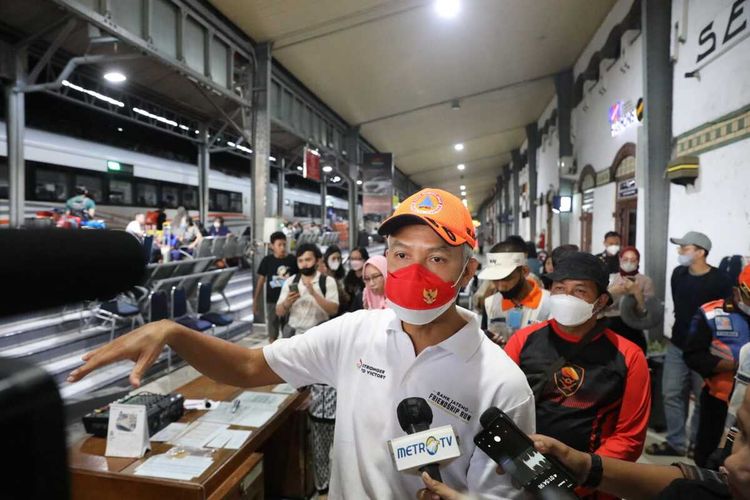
[289,283,299,294]
[474,409,577,496]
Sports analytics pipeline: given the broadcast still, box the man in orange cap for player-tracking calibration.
[68,188,535,500]
[683,263,750,467]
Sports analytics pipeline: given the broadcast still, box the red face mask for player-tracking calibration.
[385,263,466,325]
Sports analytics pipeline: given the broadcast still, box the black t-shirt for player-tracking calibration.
[257,254,298,303]
[597,251,620,274]
[670,266,732,348]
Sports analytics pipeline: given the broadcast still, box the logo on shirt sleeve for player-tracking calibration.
[554,364,585,397]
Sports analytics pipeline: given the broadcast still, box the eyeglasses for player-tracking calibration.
[363,274,383,283]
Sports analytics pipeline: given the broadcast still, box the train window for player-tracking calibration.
[136,182,158,207]
[229,192,242,212]
[35,168,69,202]
[161,185,180,208]
[74,174,103,202]
[293,201,321,219]
[182,186,198,210]
[0,160,8,199]
[108,179,133,205]
[215,191,230,211]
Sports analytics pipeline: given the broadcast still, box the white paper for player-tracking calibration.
[197,391,288,429]
[134,454,213,481]
[105,403,150,458]
[169,421,228,448]
[230,408,277,428]
[150,422,188,442]
[237,391,288,408]
[224,430,251,449]
[272,383,297,394]
[205,429,252,450]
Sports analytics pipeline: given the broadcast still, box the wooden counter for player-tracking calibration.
[68,377,312,500]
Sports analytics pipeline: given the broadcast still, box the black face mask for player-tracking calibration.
[299,266,316,276]
[501,269,526,300]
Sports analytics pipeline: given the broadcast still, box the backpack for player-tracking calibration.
[292,273,327,297]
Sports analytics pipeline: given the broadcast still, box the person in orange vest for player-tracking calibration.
[683,264,750,467]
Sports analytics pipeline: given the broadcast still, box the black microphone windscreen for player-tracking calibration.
[396,397,433,433]
[479,407,502,429]
[0,229,147,317]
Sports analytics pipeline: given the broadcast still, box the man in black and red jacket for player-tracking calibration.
[505,252,651,479]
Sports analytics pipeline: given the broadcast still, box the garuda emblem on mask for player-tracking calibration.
[423,288,438,305]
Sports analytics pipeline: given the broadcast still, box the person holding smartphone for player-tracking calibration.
[604,246,655,353]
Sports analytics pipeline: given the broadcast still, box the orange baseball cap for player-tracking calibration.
[378,188,477,248]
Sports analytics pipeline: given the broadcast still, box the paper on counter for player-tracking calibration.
[272,383,297,394]
[150,422,188,442]
[168,421,228,448]
[134,454,213,481]
[205,429,252,450]
[197,391,288,428]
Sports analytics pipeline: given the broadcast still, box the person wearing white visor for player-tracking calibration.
[478,238,551,346]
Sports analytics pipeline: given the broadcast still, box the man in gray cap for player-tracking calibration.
[647,231,733,457]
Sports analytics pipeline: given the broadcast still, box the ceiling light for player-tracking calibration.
[103,71,127,83]
[461,191,466,196]
[457,164,465,171]
[454,143,464,151]
[61,80,124,107]
[322,165,333,173]
[331,176,341,183]
[178,124,190,131]
[297,165,303,171]
[435,0,460,18]
[459,185,466,190]
[356,179,363,185]
[117,127,123,132]
[132,107,178,127]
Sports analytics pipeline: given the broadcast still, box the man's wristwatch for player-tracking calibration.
[582,453,603,488]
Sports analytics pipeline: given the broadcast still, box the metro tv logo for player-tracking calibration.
[396,435,454,458]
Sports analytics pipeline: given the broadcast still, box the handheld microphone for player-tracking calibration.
[475,407,578,499]
[396,397,443,482]
[0,229,147,317]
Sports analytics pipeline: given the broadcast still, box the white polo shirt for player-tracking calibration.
[263,306,535,499]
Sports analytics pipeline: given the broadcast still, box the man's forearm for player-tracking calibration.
[165,322,282,387]
[253,276,265,303]
[598,456,683,499]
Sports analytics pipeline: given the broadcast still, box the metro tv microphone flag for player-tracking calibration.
[0,230,147,316]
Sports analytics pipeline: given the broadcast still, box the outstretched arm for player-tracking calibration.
[67,320,283,388]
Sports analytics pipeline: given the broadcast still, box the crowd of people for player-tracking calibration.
[69,187,750,500]
[124,207,234,263]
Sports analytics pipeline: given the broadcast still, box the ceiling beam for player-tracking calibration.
[356,71,558,126]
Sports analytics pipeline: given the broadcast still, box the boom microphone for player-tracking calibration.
[396,397,443,482]
[0,229,147,317]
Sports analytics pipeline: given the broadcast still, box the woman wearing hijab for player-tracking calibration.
[323,245,350,314]
[605,246,655,353]
[362,255,387,310]
[344,246,370,311]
